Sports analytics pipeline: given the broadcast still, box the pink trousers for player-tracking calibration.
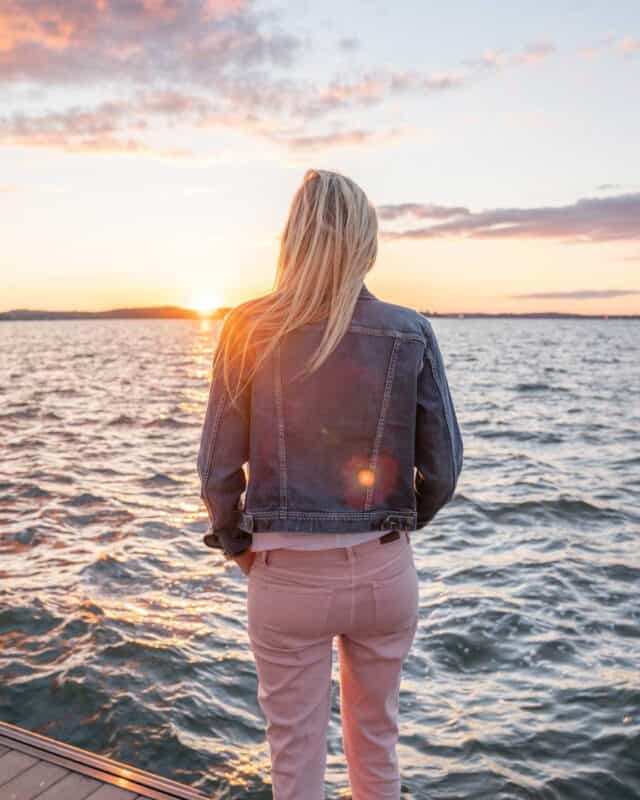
[247,530,419,799]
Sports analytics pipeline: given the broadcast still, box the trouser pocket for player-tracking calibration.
[248,574,332,641]
[371,556,419,635]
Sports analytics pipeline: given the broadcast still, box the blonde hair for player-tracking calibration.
[213,168,378,410]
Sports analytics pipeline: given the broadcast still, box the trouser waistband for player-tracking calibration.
[256,529,409,565]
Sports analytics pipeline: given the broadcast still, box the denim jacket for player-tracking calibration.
[197,283,463,556]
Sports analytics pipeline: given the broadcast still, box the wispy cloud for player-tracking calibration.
[0,66,460,154]
[579,35,639,59]
[378,193,640,243]
[338,36,359,52]
[377,202,471,221]
[513,42,555,65]
[465,41,555,70]
[0,98,195,155]
[287,70,465,120]
[278,126,407,151]
[618,37,640,53]
[510,289,640,300]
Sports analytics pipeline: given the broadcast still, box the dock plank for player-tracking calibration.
[0,750,38,787]
[83,785,139,800]
[0,759,68,799]
[30,772,102,800]
[0,723,208,800]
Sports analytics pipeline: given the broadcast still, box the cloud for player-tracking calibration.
[388,71,465,92]
[578,45,600,60]
[465,41,555,70]
[279,126,407,151]
[618,37,640,53]
[0,0,465,123]
[510,290,640,300]
[338,36,359,52]
[0,0,468,155]
[0,60,464,154]
[0,1,300,85]
[0,90,414,155]
[0,6,593,161]
[514,42,556,64]
[378,192,640,243]
[377,202,471,221]
[287,70,464,119]
[0,98,201,154]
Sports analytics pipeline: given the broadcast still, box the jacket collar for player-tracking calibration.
[357,282,377,302]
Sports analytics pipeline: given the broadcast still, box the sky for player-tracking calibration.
[1,0,639,315]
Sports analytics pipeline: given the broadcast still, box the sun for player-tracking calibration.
[189,291,223,315]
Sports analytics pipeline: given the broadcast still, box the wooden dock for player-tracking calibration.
[0,721,209,800]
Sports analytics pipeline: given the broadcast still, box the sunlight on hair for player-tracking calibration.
[215,168,379,411]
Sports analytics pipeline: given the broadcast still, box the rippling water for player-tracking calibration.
[1,317,638,799]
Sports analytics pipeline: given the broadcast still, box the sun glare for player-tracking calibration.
[189,292,222,315]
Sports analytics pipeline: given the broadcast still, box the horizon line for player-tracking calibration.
[0,304,638,320]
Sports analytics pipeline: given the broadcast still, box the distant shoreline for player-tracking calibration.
[0,305,230,321]
[0,306,637,321]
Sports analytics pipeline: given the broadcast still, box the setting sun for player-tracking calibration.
[189,292,223,315]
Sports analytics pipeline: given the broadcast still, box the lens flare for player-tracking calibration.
[357,468,375,487]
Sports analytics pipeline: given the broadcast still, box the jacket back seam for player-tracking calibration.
[364,334,401,511]
[274,341,288,512]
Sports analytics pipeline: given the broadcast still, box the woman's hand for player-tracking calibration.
[232,546,256,576]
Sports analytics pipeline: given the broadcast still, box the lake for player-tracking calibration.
[0,317,638,799]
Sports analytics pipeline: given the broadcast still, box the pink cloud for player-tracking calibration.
[379,193,640,244]
[465,41,555,70]
[513,42,555,64]
[279,126,407,151]
[619,37,640,53]
[0,91,411,155]
[0,98,196,155]
[0,0,298,83]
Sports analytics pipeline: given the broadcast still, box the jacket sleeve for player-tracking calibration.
[196,318,253,557]
[414,319,464,527]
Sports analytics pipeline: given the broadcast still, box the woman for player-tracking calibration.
[197,168,463,799]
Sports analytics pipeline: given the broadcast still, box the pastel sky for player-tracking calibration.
[1,0,639,315]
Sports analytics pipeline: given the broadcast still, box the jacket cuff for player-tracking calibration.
[203,524,252,556]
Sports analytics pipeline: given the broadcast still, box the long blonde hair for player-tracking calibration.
[213,168,378,410]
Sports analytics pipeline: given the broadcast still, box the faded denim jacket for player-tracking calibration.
[197,283,463,556]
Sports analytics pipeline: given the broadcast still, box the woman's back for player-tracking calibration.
[198,281,463,553]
